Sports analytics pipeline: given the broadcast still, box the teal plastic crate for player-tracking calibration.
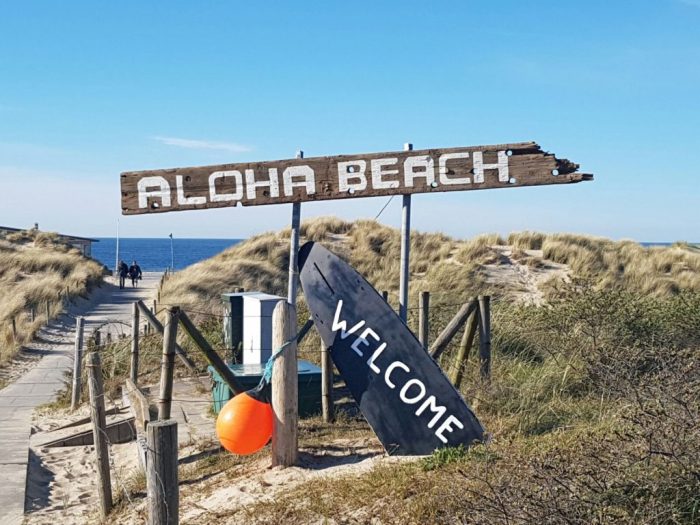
[209,360,322,417]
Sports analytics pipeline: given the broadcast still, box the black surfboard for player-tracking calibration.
[299,241,484,455]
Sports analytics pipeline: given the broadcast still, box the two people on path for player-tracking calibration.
[128,260,142,287]
[117,260,142,288]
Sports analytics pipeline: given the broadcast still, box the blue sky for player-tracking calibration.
[1,0,698,240]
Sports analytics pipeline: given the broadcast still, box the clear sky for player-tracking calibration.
[1,1,698,241]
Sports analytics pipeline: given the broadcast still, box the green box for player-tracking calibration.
[209,360,322,417]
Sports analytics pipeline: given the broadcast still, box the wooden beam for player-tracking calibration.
[87,352,113,517]
[131,302,139,383]
[321,340,334,423]
[146,420,178,525]
[124,378,151,434]
[429,300,478,359]
[120,142,592,215]
[271,301,298,467]
[451,308,479,387]
[478,296,492,380]
[178,310,245,395]
[158,307,179,420]
[418,291,430,350]
[136,300,197,373]
[71,316,85,410]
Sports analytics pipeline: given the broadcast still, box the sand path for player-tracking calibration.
[0,273,161,525]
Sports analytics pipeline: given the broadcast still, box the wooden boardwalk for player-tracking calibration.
[0,273,162,524]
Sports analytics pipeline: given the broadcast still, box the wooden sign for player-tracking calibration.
[299,241,484,455]
[120,141,592,215]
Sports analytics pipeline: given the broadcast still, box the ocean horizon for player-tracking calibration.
[92,237,243,272]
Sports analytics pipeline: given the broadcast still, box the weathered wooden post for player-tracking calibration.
[30,305,36,323]
[418,291,430,350]
[106,332,112,345]
[158,307,179,420]
[87,351,113,517]
[271,301,298,467]
[451,305,479,387]
[45,300,50,323]
[146,420,178,525]
[321,341,334,423]
[429,300,478,359]
[399,143,413,323]
[11,318,17,341]
[71,316,85,410]
[131,302,139,383]
[478,295,492,380]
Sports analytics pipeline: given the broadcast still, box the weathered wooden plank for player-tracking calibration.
[121,142,592,215]
[124,378,151,434]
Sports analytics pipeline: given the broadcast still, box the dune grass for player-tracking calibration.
[0,229,105,364]
[137,217,700,524]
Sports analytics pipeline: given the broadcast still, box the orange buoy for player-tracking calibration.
[216,392,273,455]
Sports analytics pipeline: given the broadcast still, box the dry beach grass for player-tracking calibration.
[125,217,700,524]
[0,229,105,366]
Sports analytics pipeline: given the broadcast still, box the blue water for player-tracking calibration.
[92,237,242,271]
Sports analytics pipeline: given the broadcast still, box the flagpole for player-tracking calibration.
[169,233,174,271]
[115,219,120,280]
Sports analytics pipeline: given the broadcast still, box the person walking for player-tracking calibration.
[128,260,142,287]
[118,260,129,289]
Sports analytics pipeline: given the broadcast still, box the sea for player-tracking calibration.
[92,237,243,272]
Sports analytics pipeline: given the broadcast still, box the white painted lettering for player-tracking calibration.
[176,175,206,206]
[399,378,427,404]
[338,160,367,192]
[472,151,509,183]
[137,176,171,208]
[367,342,387,373]
[384,361,410,389]
[351,327,381,357]
[434,415,465,444]
[331,300,366,340]
[283,165,316,197]
[404,155,435,187]
[209,170,243,202]
[415,395,447,429]
[371,158,399,189]
[246,168,280,200]
[438,152,471,185]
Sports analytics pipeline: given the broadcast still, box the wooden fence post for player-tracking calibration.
[158,307,179,420]
[271,301,298,467]
[429,300,478,359]
[478,296,491,380]
[87,352,113,517]
[451,305,479,387]
[45,300,51,323]
[11,318,17,341]
[321,341,334,423]
[418,291,430,350]
[94,330,101,347]
[147,420,178,525]
[131,302,139,384]
[31,305,36,323]
[71,316,85,410]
